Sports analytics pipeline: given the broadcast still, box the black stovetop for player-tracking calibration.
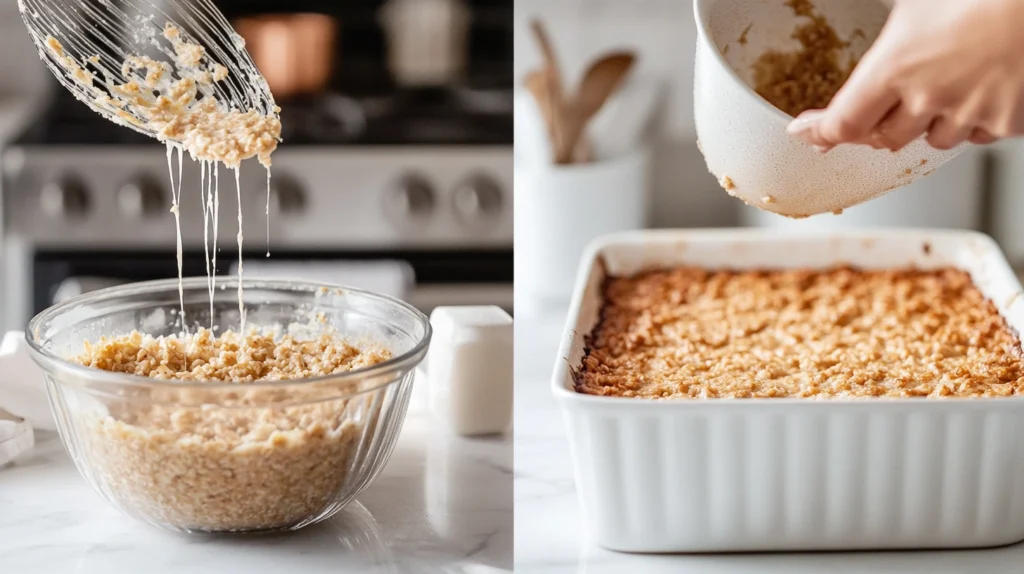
[11,86,513,147]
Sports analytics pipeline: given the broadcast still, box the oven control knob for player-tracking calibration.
[117,177,165,218]
[388,174,435,218]
[40,176,89,219]
[268,175,305,215]
[453,174,503,220]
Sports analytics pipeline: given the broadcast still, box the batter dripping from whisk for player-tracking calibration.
[39,23,281,338]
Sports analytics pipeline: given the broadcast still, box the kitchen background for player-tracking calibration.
[1,2,514,571]
[0,0,514,332]
[513,0,1024,300]
[513,3,1024,570]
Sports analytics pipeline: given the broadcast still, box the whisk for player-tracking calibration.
[17,0,278,141]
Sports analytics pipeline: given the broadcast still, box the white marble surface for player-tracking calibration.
[0,407,512,573]
[513,305,1024,574]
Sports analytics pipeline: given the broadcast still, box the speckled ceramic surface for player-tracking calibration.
[693,0,966,217]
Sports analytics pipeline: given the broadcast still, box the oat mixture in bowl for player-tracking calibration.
[26,277,430,533]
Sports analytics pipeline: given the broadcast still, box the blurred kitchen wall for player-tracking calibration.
[0,1,49,97]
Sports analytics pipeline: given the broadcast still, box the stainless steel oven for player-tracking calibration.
[1,0,512,330]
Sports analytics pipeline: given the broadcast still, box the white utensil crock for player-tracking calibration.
[514,147,651,309]
[693,0,966,217]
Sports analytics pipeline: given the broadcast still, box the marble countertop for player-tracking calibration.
[513,304,1024,574]
[0,388,512,573]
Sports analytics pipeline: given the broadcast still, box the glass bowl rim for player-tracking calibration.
[26,276,432,391]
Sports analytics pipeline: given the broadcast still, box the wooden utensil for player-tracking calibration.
[525,69,596,164]
[529,19,568,161]
[555,51,636,164]
[529,19,566,109]
[523,70,556,144]
[528,19,631,164]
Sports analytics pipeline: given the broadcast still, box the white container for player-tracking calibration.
[514,147,650,308]
[693,0,966,217]
[380,0,469,86]
[553,228,1024,553]
[740,148,986,230]
[989,139,1024,268]
[427,306,513,436]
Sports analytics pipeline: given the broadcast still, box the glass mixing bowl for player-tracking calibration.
[26,277,430,533]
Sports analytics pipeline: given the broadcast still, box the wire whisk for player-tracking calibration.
[17,0,278,142]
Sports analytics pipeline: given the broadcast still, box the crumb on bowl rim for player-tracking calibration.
[25,276,432,393]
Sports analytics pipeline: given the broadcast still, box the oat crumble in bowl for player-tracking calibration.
[577,266,1024,399]
[26,278,431,533]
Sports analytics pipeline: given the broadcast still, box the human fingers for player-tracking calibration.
[787,37,900,147]
[871,102,933,152]
[926,116,972,150]
[967,127,997,145]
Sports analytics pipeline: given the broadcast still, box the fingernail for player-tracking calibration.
[813,145,832,154]
[787,118,813,135]
[787,110,824,133]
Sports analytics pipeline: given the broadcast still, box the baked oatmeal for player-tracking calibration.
[73,329,392,531]
[751,0,858,117]
[577,267,1024,399]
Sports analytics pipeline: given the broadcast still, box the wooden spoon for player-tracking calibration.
[525,69,593,164]
[523,70,559,162]
[530,19,569,160]
[556,51,636,164]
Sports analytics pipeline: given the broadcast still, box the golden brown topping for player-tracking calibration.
[577,267,1024,399]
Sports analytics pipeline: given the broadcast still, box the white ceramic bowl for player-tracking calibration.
[693,0,967,217]
[554,228,1024,552]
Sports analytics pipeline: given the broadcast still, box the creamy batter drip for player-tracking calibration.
[200,160,212,327]
[234,168,246,334]
[213,165,221,312]
[266,167,272,258]
[166,144,186,329]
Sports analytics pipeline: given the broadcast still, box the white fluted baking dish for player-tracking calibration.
[552,229,1024,553]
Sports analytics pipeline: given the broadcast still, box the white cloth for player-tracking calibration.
[0,408,34,466]
[0,331,55,431]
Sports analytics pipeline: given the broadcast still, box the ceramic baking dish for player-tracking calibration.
[552,229,1024,553]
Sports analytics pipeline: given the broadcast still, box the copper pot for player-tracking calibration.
[234,13,338,101]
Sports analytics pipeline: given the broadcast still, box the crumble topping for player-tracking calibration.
[577,267,1024,399]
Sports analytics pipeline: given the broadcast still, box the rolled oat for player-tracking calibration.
[72,329,392,531]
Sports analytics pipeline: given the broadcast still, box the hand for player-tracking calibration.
[786,0,1024,153]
